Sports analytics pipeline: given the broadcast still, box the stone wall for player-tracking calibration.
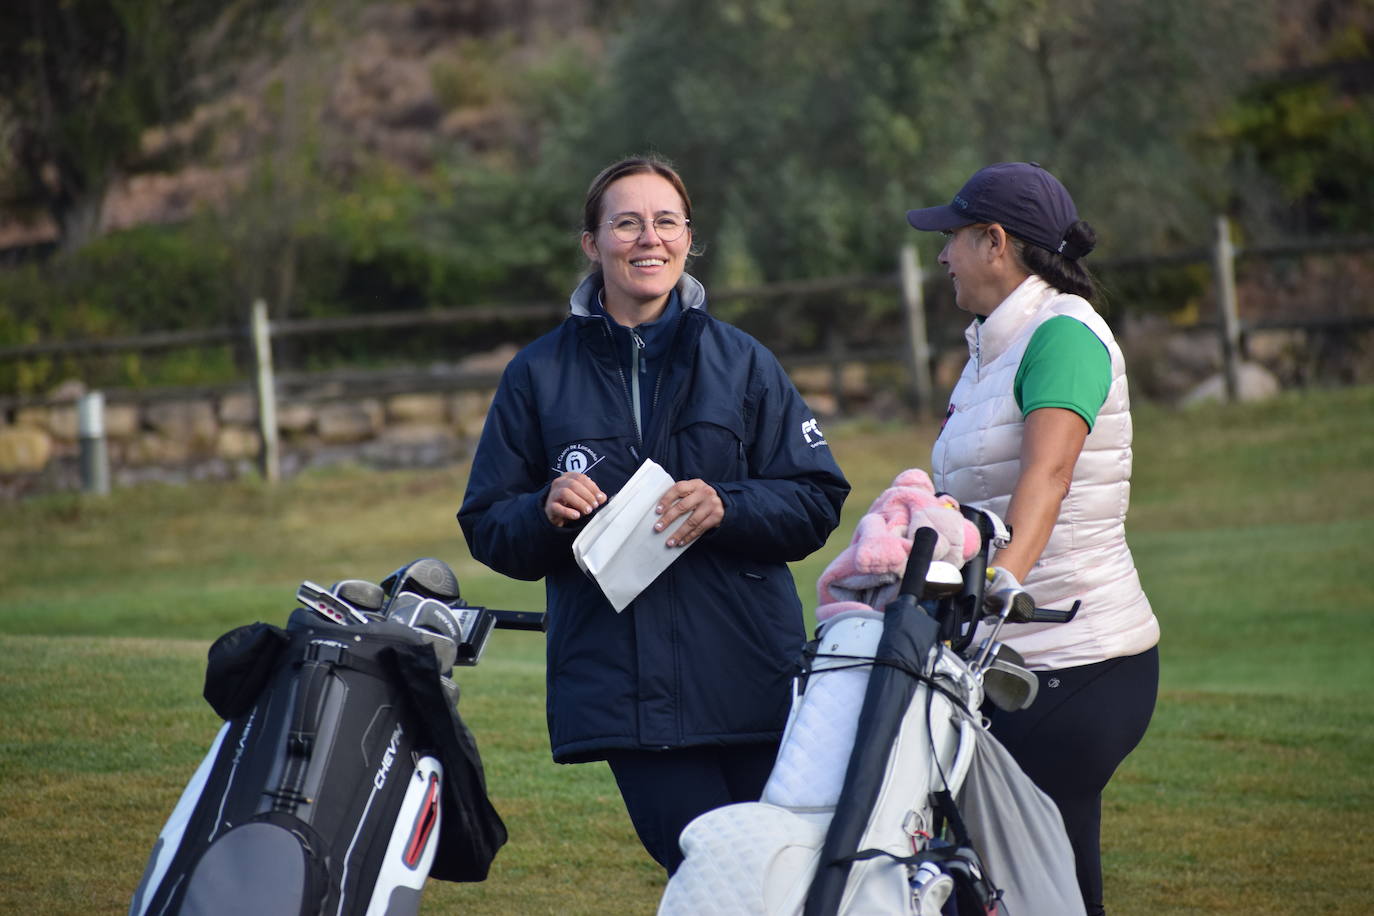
[2,318,1334,501]
[0,383,498,500]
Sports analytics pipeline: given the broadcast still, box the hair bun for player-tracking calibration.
[1056,220,1096,260]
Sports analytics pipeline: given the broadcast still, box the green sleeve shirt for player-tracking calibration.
[1013,315,1112,430]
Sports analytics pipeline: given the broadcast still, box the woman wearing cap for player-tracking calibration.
[907,162,1159,916]
[458,155,849,875]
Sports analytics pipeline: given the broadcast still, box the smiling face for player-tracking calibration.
[580,172,691,326]
[938,223,1005,316]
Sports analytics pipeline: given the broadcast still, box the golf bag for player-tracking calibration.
[659,524,1085,916]
[129,606,507,916]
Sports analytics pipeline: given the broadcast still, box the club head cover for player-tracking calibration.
[380,558,461,614]
[387,592,462,675]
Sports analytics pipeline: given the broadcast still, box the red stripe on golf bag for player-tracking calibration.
[404,774,442,868]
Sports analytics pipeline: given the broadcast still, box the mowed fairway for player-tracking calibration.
[2,386,1372,914]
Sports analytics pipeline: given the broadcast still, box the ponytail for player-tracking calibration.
[1011,220,1098,301]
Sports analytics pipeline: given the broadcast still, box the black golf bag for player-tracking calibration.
[129,606,507,916]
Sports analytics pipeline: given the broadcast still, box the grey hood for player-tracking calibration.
[568,270,709,318]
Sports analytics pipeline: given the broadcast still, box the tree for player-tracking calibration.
[0,0,285,251]
[1216,0,1374,235]
[552,0,1002,283]
[917,0,1280,249]
[545,0,1282,282]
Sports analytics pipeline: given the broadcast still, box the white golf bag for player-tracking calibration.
[660,523,1086,916]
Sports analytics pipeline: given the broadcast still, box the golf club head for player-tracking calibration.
[296,580,370,625]
[921,560,964,599]
[329,578,385,613]
[974,587,1030,667]
[387,592,462,674]
[985,587,1037,624]
[982,644,1039,711]
[380,558,460,614]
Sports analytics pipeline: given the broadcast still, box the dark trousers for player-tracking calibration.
[604,742,780,875]
[987,646,1159,916]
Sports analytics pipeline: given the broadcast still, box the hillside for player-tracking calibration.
[0,0,594,252]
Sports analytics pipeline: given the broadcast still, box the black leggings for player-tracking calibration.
[604,742,779,875]
[986,646,1159,916]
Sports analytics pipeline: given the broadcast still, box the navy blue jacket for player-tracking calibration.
[458,273,849,763]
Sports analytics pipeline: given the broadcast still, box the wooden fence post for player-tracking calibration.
[251,299,281,483]
[1212,215,1241,402]
[899,243,934,419]
[77,391,110,496]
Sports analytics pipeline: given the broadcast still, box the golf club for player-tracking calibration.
[386,592,463,673]
[329,578,385,614]
[296,580,371,626]
[981,643,1040,711]
[379,558,461,615]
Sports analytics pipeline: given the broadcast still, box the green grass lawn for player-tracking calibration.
[2,386,1372,914]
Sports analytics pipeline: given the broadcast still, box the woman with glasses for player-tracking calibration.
[459,155,849,875]
[906,162,1160,916]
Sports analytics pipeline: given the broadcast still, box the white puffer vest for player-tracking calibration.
[932,276,1159,669]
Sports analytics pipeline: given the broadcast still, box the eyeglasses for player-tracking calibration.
[604,213,690,243]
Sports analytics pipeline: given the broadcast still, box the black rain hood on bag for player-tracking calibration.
[202,616,508,882]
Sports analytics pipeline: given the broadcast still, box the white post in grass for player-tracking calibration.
[251,298,281,483]
[899,243,935,419]
[1213,215,1241,403]
[77,390,110,496]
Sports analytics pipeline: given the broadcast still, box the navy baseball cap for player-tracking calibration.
[906,162,1091,259]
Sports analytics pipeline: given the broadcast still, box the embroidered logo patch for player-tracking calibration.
[801,418,827,449]
[554,443,604,476]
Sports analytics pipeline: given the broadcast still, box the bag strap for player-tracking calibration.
[932,788,973,848]
[837,843,972,869]
[269,640,344,812]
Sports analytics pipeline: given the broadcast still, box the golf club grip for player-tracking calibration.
[899,526,939,599]
[1027,600,1081,624]
[488,609,546,632]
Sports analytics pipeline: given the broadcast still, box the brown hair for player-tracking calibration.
[1009,223,1099,302]
[582,155,694,235]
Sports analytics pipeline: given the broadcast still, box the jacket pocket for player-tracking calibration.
[670,404,748,481]
[542,413,629,483]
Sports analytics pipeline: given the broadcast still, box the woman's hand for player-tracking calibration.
[654,479,724,548]
[545,472,606,527]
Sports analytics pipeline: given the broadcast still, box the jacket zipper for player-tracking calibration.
[630,328,646,444]
[600,311,688,459]
[598,319,642,458]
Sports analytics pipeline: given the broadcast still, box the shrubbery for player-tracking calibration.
[0,227,242,394]
[0,159,587,395]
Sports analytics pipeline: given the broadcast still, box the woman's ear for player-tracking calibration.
[985,223,1011,260]
[580,231,599,263]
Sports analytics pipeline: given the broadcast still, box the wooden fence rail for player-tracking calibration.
[4,231,1370,362]
[3,228,1373,490]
